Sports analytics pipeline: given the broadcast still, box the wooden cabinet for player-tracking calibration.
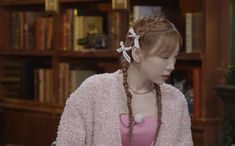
[0,98,61,146]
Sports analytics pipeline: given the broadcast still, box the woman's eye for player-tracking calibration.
[162,56,169,59]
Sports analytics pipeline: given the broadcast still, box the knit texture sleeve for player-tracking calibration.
[56,76,97,146]
[176,92,194,146]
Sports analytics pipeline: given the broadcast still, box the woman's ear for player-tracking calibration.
[131,47,143,63]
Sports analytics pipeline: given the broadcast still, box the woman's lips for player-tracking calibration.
[162,75,170,79]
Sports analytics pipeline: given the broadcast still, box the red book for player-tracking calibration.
[192,67,201,118]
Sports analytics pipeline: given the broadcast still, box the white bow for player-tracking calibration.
[116,41,132,63]
[128,28,140,49]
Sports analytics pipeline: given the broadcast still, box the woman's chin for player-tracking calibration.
[153,80,165,85]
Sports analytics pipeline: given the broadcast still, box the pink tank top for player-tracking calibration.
[119,113,158,146]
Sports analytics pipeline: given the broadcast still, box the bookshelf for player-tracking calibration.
[0,0,230,146]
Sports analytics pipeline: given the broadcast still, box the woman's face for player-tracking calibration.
[139,46,179,85]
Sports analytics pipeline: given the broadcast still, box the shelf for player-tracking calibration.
[177,52,203,61]
[0,49,120,59]
[191,117,219,134]
[0,98,63,114]
[214,85,235,99]
[0,49,202,61]
[213,85,235,116]
[0,50,54,57]
[0,0,109,5]
[58,49,119,59]
[191,117,219,125]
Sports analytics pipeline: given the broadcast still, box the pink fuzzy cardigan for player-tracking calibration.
[56,70,194,146]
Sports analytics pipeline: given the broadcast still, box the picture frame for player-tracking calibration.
[112,0,129,11]
[45,0,60,13]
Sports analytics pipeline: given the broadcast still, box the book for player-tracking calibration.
[44,69,53,103]
[192,67,201,117]
[35,17,46,50]
[74,15,84,51]
[61,9,74,51]
[0,61,22,99]
[185,12,203,53]
[108,11,129,50]
[24,11,39,50]
[58,62,70,104]
[38,69,44,102]
[46,17,54,50]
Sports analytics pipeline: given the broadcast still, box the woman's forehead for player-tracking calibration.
[149,42,179,56]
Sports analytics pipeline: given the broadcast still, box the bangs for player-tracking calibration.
[148,31,182,57]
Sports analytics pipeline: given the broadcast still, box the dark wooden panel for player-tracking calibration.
[192,128,204,146]
[0,108,61,146]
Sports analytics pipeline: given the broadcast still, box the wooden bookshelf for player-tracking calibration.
[0,49,202,61]
[0,50,55,57]
[0,0,108,5]
[0,49,119,58]
[177,52,203,61]
[0,0,230,146]
[0,98,63,114]
[56,50,119,58]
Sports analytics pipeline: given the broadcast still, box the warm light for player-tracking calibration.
[45,0,60,13]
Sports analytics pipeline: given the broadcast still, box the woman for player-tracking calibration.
[56,16,193,146]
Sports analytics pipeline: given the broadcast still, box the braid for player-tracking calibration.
[121,59,163,146]
[152,83,162,145]
[121,60,134,146]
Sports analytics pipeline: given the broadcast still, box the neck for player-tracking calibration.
[127,63,153,92]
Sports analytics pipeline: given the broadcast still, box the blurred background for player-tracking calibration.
[0,0,234,146]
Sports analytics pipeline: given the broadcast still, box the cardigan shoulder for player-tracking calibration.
[160,83,187,107]
[67,71,118,105]
[78,71,117,90]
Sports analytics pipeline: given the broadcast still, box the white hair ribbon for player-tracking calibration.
[116,41,132,63]
[128,28,140,49]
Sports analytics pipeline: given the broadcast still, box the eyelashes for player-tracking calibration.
[159,52,179,60]
[161,56,170,59]
[160,56,177,60]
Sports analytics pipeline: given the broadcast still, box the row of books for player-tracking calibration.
[35,66,95,104]
[0,60,50,101]
[0,61,22,98]
[1,10,104,51]
[61,9,104,51]
[8,11,54,50]
[171,67,201,117]
[0,59,202,116]
[0,60,96,104]
[0,8,203,53]
[58,63,96,104]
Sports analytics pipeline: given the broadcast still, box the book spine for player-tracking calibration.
[185,13,192,53]
[192,67,201,117]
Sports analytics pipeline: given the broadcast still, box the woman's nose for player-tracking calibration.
[166,59,175,71]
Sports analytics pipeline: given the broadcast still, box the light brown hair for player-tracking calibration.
[120,16,182,146]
